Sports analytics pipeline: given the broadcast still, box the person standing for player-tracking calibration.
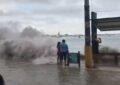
[57,41,61,64]
[92,38,102,64]
[77,51,81,68]
[92,38,101,54]
[59,39,69,65]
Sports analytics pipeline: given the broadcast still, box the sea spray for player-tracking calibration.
[0,26,57,64]
[32,56,57,65]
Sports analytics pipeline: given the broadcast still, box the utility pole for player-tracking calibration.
[84,0,94,68]
[91,12,97,53]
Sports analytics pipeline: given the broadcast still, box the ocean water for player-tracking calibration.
[61,34,120,54]
[63,36,84,53]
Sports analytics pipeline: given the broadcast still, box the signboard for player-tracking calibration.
[69,53,78,63]
[97,17,120,31]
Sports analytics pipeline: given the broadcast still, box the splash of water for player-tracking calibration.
[0,25,57,64]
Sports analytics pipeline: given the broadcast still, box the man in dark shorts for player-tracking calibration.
[59,39,69,65]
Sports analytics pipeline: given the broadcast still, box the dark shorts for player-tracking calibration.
[60,52,68,61]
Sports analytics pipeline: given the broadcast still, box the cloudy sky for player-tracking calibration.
[0,0,120,34]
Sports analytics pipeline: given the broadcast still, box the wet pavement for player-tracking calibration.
[0,59,120,85]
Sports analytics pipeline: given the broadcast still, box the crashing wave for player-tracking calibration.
[0,26,57,64]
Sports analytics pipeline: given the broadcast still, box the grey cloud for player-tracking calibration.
[0,0,84,28]
[90,0,120,18]
[33,5,83,18]
[92,0,120,12]
[0,0,83,18]
[3,12,25,16]
[0,10,5,16]
[1,0,120,25]
[0,0,80,3]
[0,0,55,4]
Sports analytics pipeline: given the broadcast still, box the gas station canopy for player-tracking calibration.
[97,17,120,31]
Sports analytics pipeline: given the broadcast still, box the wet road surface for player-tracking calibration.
[0,59,120,85]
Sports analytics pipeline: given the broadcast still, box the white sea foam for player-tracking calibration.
[0,25,57,64]
[32,56,57,65]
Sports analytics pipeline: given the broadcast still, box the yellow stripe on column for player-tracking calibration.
[85,46,94,68]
